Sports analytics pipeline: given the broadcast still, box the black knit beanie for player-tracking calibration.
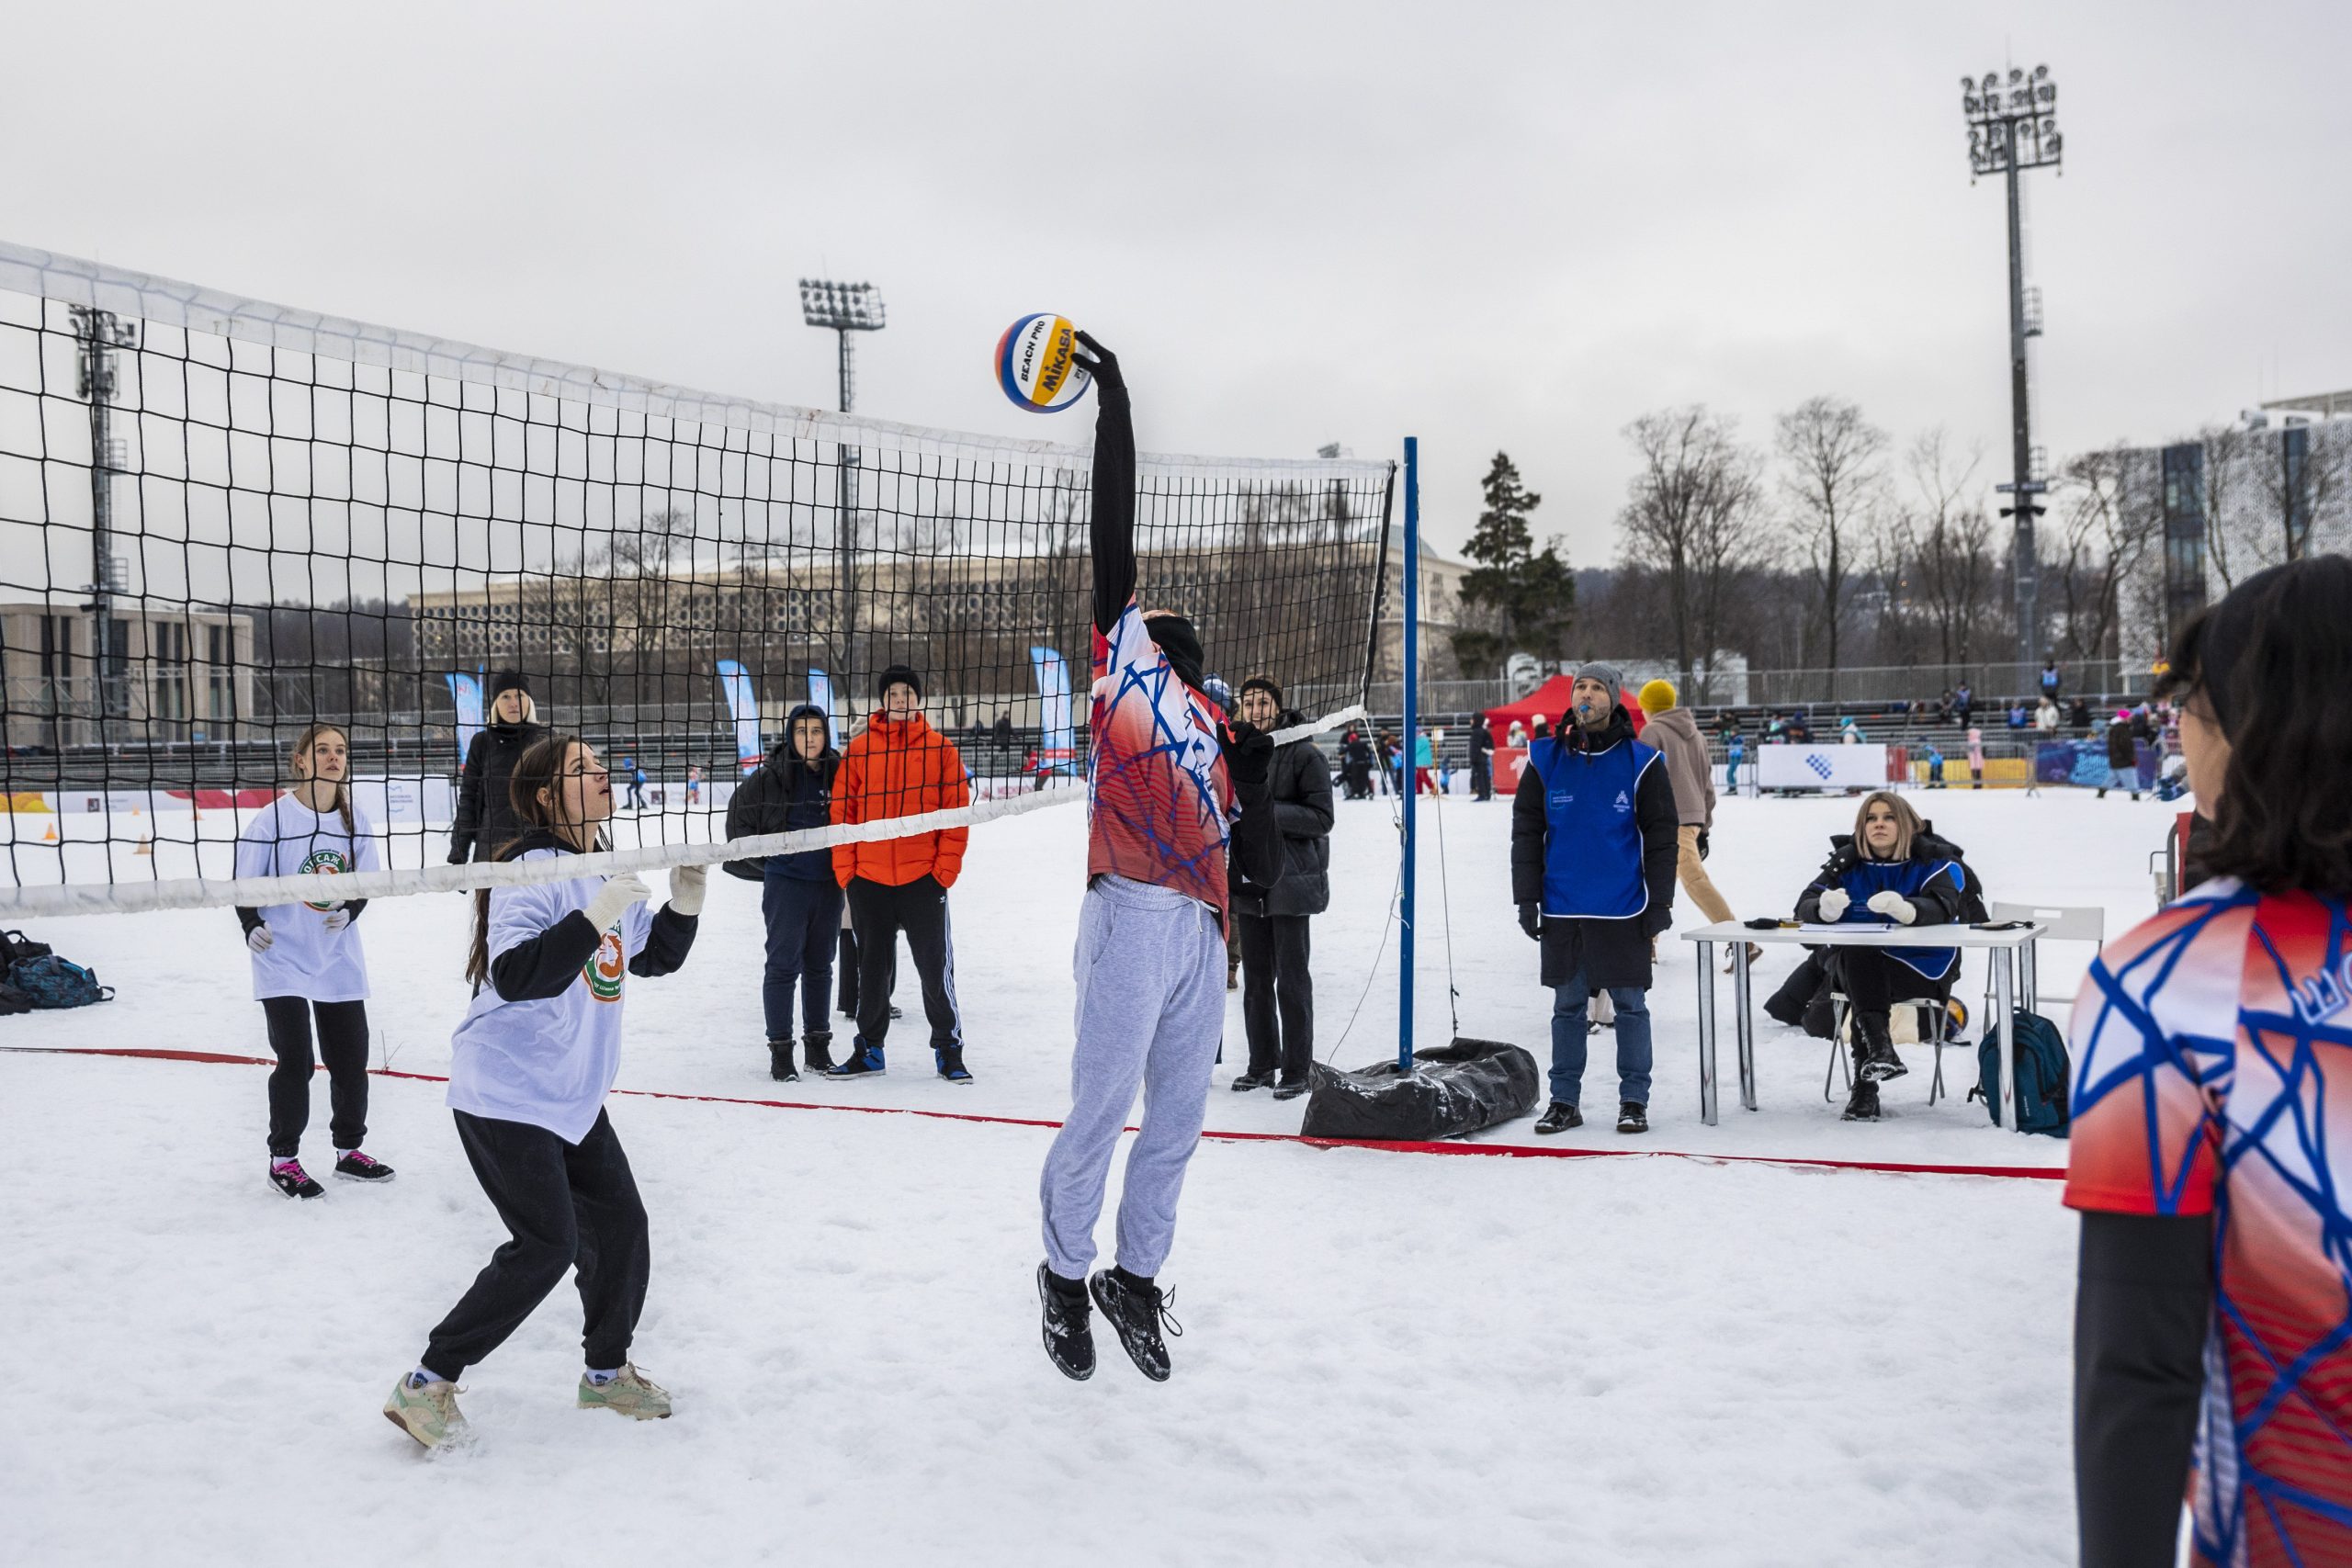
[490,668,530,700]
[876,663,924,702]
[1238,675,1283,708]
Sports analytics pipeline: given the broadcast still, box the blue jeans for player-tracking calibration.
[1549,972,1653,1107]
[762,870,843,1042]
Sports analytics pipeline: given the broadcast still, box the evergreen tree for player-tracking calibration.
[1452,452,1574,671]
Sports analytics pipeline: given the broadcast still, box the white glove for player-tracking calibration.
[1815,888,1850,921]
[322,909,351,932]
[668,862,707,917]
[1866,890,1918,925]
[246,924,275,953]
[582,872,651,932]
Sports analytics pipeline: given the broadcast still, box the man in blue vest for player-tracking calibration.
[1510,662,1680,1134]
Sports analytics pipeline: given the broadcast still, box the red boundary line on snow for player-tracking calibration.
[1,1044,2066,1181]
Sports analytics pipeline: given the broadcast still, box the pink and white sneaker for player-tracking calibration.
[334,1150,396,1184]
[268,1158,325,1200]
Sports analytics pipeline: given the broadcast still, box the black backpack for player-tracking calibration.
[1969,1010,2071,1136]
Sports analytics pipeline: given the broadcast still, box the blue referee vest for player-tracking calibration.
[1528,734,1659,919]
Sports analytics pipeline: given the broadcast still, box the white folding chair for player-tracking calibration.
[1986,901,2106,1012]
[1823,989,1965,1106]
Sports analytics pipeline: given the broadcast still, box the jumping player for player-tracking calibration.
[384,735,703,1449]
[1035,333,1279,1382]
[234,723,390,1199]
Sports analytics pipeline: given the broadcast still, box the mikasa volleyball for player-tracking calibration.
[994,313,1092,412]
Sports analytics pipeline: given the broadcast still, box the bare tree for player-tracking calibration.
[1616,405,1764,695]
[1775,396,1887,695]
[1896,429,1997,674]
[2048,444,2161,668]
[2251,419,2352,566]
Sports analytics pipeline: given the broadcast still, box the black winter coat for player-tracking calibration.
[2106,718,2139,770]
[1229,713,1334,919]
[724,706,839,882]
[448,720,549,863]
[1793,829,1987,925]
[1509,710,1680,990]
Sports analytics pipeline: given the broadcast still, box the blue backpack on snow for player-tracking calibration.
[1968,1010,2070,1136]
[11,953,113,1010]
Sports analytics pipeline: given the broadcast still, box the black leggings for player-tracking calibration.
[1832,948,1948,1014]
[263,996,370,1158]
[424,1108,650,1381]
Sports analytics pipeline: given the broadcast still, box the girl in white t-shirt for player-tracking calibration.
[234,724,390,1201]
[384,734,704,1450]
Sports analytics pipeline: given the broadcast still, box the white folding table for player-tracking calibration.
[1680,920,2047,1131]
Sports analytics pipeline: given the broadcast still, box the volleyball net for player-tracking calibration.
[0,242,1394,916]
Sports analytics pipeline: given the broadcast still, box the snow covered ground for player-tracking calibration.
[2,785,2176,1564]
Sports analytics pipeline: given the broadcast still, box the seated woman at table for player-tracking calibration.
[1793,791,1973,1122]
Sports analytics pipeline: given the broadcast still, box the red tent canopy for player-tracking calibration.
[1482,675,1645,747]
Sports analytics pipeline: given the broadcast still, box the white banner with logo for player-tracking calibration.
[1756,743,1890,790]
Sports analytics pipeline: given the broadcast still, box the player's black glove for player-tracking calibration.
[1220,719,1274,807]
[1696,830,1711,861]
[1518,901,1542,941]
[1072,330,1125,394]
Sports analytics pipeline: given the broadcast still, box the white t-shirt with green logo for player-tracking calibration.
[446,848,654,1144]
[233,793,378,1003]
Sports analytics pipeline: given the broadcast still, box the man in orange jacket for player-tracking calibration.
[827,663,973,1083]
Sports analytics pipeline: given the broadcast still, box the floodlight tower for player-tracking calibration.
[798,279,886,697]
[70,305,138,725]
[1962,64,2063,669]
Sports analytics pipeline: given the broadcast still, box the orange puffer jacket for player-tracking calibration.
[831,713,971,888]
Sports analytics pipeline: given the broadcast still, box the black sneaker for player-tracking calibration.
[936,1045,974,1084]
[1272,1077,1309,1101]
[767,1040,800,1083]
[1036,1264,1094,1382]
[1616,1101,1648,1135]
[1230,1070,1275,1093]
[1089,1268,1182,1382]
[334,1150,395,1183]
[803,1031,836,1075]
[1533,1101,1583,1135]
[826,1041,886,1079]
[268,1158,324,1199]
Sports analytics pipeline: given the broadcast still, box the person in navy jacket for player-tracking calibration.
[1794,790,1970,1122]
[1510,662,1679,1136]
[724,703,841,1081]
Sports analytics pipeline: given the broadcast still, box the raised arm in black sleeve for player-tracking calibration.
[628,905,698,978]
[1077,333,1136,635]
[488,911,604,1001]
[2075,1209,2211,1567]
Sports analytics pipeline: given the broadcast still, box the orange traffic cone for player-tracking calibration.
[134,831,153,857]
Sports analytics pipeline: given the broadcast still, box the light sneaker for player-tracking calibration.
[578,1363,672,1420]
[383,1372,467,1449]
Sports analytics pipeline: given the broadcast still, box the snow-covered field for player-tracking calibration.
[2,786,2179,1565]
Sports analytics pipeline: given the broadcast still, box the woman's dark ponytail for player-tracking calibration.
[463,733,584,990]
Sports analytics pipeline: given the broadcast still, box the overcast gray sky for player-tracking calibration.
[6,0,2347,563]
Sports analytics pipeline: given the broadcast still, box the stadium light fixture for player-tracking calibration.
[797,278,886,413]
[1962,63,2063,669]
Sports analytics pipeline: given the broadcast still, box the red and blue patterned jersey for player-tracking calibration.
[1086,597,1232,922]
[2066,879,2352,1566]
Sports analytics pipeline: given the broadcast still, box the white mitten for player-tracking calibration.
[322,909,351,932]
[247,924,275,953]
[583,872,651,931]
[668,862,707,917]
[1815,888,1850,921]
[1866,890,1917,925]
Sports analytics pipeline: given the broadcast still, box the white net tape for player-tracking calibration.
[0,705,1365,918]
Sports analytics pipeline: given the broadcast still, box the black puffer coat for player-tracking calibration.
[724,703,838,881]
[1229,711,1334,919]
[448,720,549,863]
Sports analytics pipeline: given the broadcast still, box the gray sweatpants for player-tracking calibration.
[1038,874,1227,1281]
